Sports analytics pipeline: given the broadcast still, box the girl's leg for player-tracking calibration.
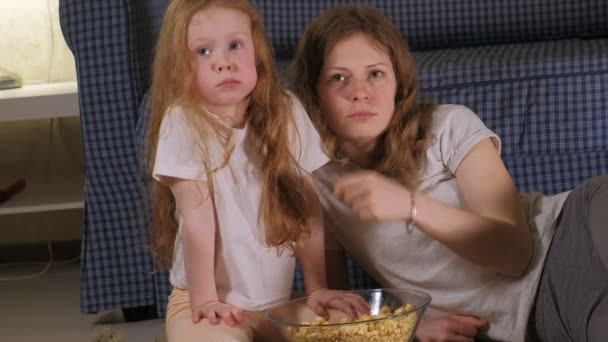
[247,310,287,342]
[530,176,608,342]
[165,288,252,342]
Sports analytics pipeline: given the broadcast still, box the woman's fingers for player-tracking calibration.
[337,185,376,220]
[451,315,487,336]
[452,315,487,327]
[355,205,378,222]
[337,181,370,206]
[343,294,370,315]
[416,315,486,342]
[335,172,375,202]
[326,297,358,319]
[308,297,330,320]
[335,178,385,221]
[453,323,478,339]
[334,173,364,197]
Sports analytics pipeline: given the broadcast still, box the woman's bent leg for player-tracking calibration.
[584,176,608,341]
[585,176,608,274]
[165,288,252,342]
[531,176,608,342]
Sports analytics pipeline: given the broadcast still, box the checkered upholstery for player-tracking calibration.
[253,0,607,58]
[415,39,608,195]
[59,0,171,316]
[60,0,608,314]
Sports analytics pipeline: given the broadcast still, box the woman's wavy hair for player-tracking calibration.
[291,4,435,189]
[148,0,308,268]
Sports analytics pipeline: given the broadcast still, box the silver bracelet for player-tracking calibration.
[406,191,417,233]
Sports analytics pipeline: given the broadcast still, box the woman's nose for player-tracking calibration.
[350,81,370,101]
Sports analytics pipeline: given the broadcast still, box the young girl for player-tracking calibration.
[147,1,366,341]
[291,5,608,342]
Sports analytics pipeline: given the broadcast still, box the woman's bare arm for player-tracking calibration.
[414,138,532,277]
[334,138,532,277]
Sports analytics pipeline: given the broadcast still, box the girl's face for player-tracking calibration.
[317,33,397,149]
[187,6,257,115]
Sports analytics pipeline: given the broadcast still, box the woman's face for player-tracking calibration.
[317,33,397,148]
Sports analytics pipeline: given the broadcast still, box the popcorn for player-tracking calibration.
[285,304,419,342]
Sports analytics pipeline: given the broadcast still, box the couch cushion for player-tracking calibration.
[415,38,608,194]
[254,0,607,58]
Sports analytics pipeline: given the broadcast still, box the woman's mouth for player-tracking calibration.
[348,111,377,120]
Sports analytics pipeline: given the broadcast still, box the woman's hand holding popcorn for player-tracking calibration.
[306,288,370,320]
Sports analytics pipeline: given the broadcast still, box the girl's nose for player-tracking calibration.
[215,63,232,73]
[213,51,233,73]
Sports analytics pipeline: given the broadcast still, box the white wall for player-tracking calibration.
[0,0,81,244]
[0,0,76,83]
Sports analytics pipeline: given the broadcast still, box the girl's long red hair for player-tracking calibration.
[148,0,308,268]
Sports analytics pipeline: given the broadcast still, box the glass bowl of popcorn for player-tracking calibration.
[266,288,431,342]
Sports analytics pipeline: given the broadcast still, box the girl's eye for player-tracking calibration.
[197,47,211,56]
[370,70,384,78]
[330,74,345,82]
[229,41,242,50]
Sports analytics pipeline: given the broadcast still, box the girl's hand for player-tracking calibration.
[306,288,370,320]
[334,171,411,222]
[191,300,245,327]
[415,315,488,342]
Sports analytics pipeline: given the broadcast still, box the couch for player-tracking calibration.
[60,0,608,316]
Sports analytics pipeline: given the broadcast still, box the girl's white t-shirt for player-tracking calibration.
[314,104,570,342]
[153,94,329,311]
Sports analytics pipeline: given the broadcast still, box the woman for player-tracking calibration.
[291,4,608,342]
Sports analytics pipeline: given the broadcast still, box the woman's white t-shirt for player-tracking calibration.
[314,104,570,342]
[153,94,329,311]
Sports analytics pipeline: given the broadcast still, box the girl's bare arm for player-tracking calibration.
[296,175,329,294]
[167,178,219,307]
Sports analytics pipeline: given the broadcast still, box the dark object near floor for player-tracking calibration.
[122,305,159,322]
[0,178,26,204]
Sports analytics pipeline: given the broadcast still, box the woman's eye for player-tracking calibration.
[370,70,384,78]
[197,47,211,56]
[229,41,242,50]
[330,74,345,82]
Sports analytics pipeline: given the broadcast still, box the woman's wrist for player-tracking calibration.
[406,190,417,232]
[400,188,415,221]
[306,286,327,296]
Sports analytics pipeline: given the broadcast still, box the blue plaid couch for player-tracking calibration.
[60,0,608,316]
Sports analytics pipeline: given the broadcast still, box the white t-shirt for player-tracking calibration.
[314,104,570,342]
[153,93,329,311]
